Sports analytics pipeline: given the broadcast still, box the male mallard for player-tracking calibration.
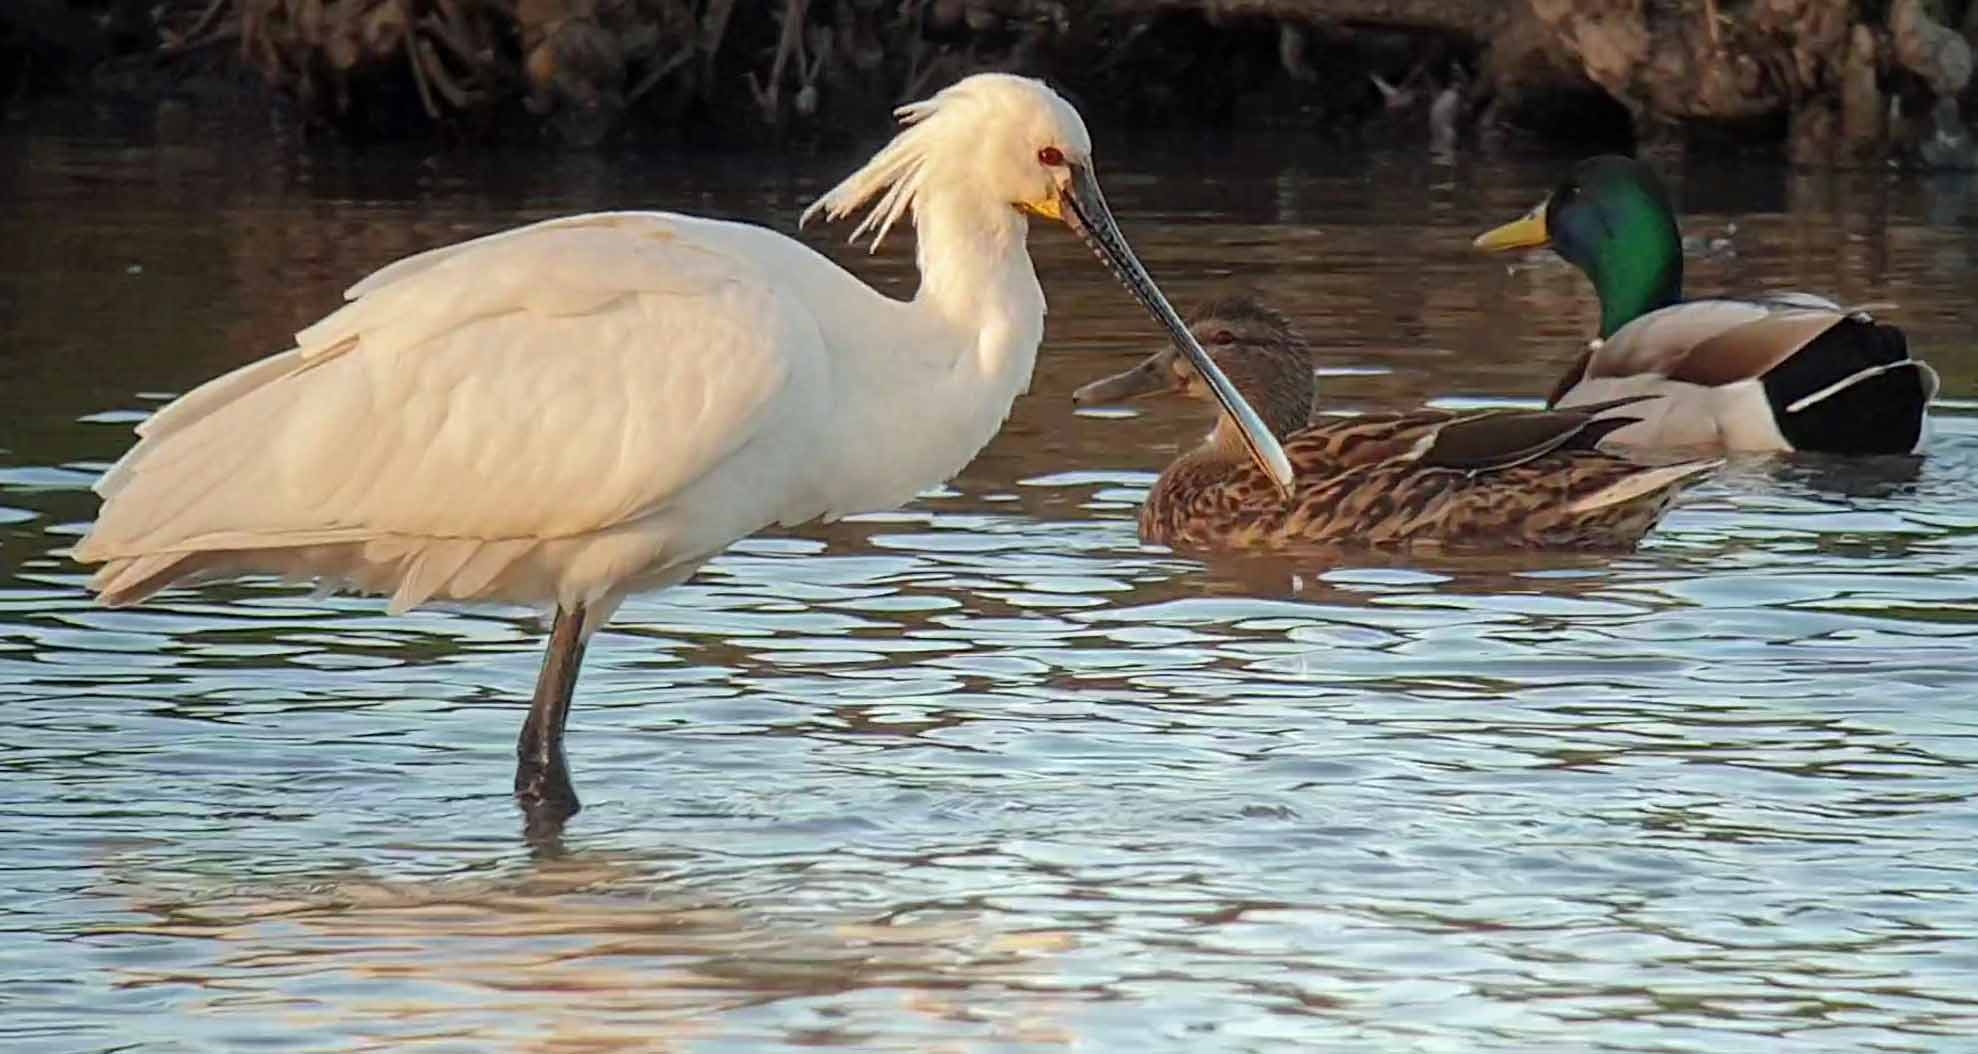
[1475,155,1938,454]
[1072,296,1717,552]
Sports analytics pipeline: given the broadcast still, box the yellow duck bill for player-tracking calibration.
[1473,200,1551,252]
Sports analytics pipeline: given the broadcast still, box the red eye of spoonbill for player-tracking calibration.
[1037,146,1065,167]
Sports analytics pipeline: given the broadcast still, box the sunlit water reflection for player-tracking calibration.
[2,119,1976,1052]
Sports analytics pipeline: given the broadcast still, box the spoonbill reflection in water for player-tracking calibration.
[71,74,1293,830]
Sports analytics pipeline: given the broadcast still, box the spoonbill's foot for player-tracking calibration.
[516,722,580,841]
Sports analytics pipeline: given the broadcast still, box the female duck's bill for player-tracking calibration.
[1047,162,1296,498]
[1069,294,1304,430]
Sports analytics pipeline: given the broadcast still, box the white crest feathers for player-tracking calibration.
[800,95,949,252]
[799,74,1077,253]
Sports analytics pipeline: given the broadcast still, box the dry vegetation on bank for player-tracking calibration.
[2,1,1973,164]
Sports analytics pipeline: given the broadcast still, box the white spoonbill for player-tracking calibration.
[71,73,1294,827]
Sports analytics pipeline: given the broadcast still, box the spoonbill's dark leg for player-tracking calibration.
[516,602,588,831]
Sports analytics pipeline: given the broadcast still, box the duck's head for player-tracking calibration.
[1473,155,1683,337]
[1072,294,1314,442]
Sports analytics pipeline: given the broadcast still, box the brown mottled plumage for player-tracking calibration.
[1072,295,1719,552]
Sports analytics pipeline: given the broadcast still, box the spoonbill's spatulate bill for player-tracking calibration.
[71,73,1292,831]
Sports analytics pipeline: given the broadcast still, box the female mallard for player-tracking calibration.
[1474,155,1937,455]
[1072,295,1717,552]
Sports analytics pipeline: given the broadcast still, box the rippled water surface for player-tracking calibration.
[4,118,1978,1053]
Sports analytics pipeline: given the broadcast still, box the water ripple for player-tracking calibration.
[2,131,1976,1053]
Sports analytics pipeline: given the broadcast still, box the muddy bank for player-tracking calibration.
[3,1,1973,165]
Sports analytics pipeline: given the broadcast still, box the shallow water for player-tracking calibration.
[2,120,1977,1053]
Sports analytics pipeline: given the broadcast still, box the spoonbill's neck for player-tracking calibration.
[909,187,1041,335]
[811,186,1046,517]
[902,184,1046,442]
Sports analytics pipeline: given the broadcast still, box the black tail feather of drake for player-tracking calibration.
[1762,318,1933,454]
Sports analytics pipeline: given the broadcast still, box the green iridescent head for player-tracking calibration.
[1474,155,1684,338]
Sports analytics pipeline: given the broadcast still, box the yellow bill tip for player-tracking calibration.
[1473,201,1551,253]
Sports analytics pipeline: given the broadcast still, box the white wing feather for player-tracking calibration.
[76,212,819,607]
